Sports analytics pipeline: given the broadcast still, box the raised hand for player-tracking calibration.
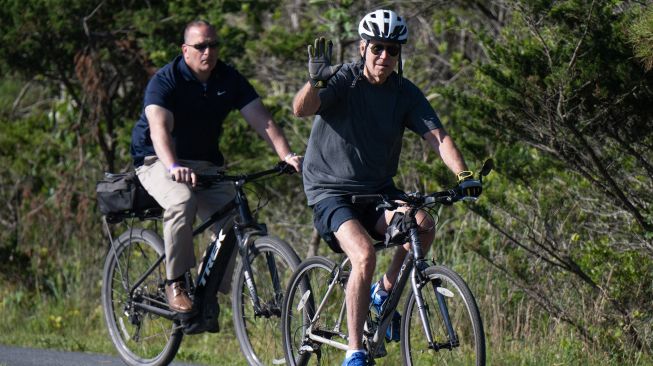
[307,37,342,88]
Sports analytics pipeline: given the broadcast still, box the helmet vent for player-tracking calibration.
[358,9,408,44]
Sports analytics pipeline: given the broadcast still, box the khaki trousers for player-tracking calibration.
[136,156,237,291]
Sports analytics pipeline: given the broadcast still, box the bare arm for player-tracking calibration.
[423,128,468,175]
[146,104,196,185]
[146,104,177,168]
[292,81,321,117]
[240,98,303,172]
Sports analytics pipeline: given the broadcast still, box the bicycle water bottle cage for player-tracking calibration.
[384,212,408,245]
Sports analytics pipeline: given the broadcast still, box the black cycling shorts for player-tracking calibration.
[311,187,402,253]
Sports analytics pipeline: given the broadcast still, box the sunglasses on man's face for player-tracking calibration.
[369,43,401,57]
[186,40,219,52]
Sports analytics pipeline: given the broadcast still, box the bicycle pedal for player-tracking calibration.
[181,319,205,335]
[371,341,387,358]
[173,309,198,321]
[205,319,220,333]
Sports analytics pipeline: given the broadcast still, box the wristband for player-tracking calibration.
[310,79,327,89]
[456,170,473,181]
[168,162,180,173]
[283,152,297,161]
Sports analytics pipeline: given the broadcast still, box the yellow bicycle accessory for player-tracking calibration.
[456,170,474,182]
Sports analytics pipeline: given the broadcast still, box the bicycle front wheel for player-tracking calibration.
[281,256,347,366]
[101,228,183,366]
[401,265,485,366]
[232,236,301,366]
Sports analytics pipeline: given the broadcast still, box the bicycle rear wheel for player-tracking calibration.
[281,256,348,366]
[401,265,485,365]
[101,228,183,366]
[232,236,301,366]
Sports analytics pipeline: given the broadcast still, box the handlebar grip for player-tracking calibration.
[351,194,383,204]
[192,173,226,184]
[278,161,297,174]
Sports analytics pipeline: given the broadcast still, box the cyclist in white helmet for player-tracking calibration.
[293,9,477,366]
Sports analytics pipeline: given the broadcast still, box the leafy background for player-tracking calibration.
[0,0,651,365]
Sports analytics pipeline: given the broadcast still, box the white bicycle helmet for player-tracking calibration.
[358,9,408,44]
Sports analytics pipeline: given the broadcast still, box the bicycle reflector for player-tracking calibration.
[298,290,312,311]
[436,287,454,298]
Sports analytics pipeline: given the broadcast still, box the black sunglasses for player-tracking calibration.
[186,40,219,52]
[369,43,401,57]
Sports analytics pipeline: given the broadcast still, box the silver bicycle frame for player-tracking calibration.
[304,260,350,352]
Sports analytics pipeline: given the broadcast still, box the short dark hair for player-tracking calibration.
[183,20,216,43]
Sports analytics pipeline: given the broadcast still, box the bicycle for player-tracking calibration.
[100,162,302,366]
[281,160,493,365]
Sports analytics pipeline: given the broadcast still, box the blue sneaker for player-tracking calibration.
[342,351,367,366]
[370,281,401,342]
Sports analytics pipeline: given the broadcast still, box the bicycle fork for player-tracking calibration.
[411,262,459,351]
[407,225,459,351]
[239,231,265,316]
[238,228,283,317]
[241,247,283,317]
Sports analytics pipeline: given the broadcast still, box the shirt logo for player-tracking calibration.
[216,90,226,96]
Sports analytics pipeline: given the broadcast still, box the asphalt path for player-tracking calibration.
[0,345,205,366]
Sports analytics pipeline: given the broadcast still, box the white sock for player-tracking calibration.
[376,278,388,292]
[346,349,366,358]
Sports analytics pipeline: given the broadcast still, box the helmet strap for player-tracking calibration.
[398,51,403,87]
[351,40,369,88]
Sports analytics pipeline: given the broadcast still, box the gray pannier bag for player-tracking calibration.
[96,171,161,222]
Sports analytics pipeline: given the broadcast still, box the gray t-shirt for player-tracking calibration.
[303,62,443,205]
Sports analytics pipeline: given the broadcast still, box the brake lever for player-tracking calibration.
[375,201,397,211]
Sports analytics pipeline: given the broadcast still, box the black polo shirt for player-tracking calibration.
[131,56,259,167]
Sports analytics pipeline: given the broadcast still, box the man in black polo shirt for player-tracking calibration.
[131,20,302,314]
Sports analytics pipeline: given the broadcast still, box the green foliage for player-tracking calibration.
[628,5,653,71]
[1,0,652,363]
[446,0,653,356]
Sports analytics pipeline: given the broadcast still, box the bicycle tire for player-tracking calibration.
[232,236,301,366]
[281,256,348,366]
[401,265,485,366]
[101,228,183,366]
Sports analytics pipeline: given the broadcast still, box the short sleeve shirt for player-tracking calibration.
[302,62,443,205]
[131,56,259,167]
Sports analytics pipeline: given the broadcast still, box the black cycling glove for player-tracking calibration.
[307,37,342,88]
[457,170,482,199]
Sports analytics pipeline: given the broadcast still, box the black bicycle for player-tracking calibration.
[281,160,493,366]
[101,162,301,366]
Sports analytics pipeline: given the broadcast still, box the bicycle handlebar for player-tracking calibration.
[173,161,296,185]
[351,158,494,210]
[351,188,462,210]
[204,161,295,182]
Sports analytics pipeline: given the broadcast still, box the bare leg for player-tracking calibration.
[376,209,435,290]
[334,220,376,351]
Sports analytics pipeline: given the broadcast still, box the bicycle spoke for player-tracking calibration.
[402,266,485,365]
[233,238,299,366]
[102,230,182,365]
[283,257,348,366]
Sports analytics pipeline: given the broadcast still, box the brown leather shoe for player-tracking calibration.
[165,281,193,313]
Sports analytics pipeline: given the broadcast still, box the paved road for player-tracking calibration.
[0,345,204,366]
